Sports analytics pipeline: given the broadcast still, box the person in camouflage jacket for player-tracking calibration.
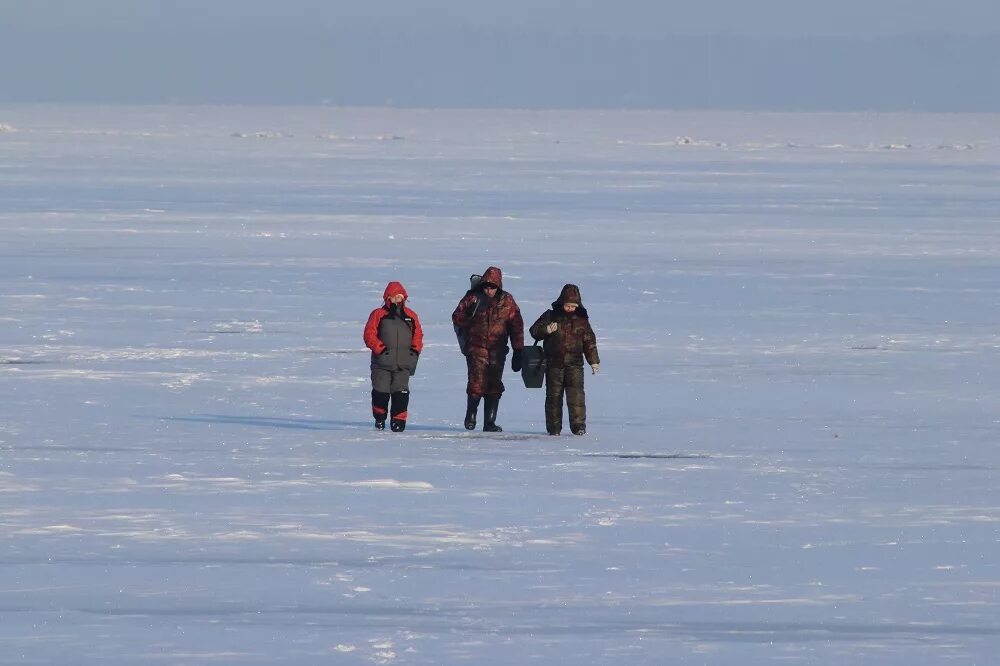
[452,266,524,431]
[528,284,600,435]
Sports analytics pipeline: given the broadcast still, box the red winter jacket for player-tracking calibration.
[364,282,424,369]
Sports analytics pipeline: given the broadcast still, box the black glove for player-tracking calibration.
[381,348,390,356]
[511,349,523,372]
[410,347,419,356]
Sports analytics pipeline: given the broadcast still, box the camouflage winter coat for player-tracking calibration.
[529,284,600,368]
[452,266,524,360]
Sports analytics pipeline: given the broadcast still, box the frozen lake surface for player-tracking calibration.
[1,105,999,664]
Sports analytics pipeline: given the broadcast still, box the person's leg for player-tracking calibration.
[483,395,502,432]
[389,370,411,432]
[565,364,587,435]
[544,365,566,435]
[465,394,481,430]
[371,369,392,429]
[465,355,488,429]
[485,350,507,397]
[482,353,507,432]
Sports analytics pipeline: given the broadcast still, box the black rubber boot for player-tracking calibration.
[389,390,409,432]
[483,395,502,432]
[372,390,390,431]
[464,395,481,430]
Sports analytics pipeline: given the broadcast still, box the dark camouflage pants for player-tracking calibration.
[466,352,506,397]
[545,364,585,433]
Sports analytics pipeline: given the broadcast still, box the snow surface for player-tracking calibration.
[1,105,999,664]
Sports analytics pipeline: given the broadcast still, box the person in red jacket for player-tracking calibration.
[452,266,524,431]
[363,281,424,431]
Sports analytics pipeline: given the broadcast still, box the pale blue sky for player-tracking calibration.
[2,0,998,109]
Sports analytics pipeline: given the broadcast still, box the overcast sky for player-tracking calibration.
[2,0,999,110]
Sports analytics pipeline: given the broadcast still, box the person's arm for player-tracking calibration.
[528,312,551,340]
[363,309,386,354]
[507,298,525,351]
[583,320,600,368]
[452,293,477,328]
[409,309,424,353]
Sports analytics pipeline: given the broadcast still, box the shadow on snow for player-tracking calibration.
[160,414,374,431]
[159,413,540,436]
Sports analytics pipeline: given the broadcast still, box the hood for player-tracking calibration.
[554,283,582,307]
[383,281,408,303]
[481,266,503,290]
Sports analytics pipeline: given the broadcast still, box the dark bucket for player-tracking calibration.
[521,343,545,388]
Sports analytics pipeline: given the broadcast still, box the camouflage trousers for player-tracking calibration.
[545,364,586,434]
[465,351,506,397]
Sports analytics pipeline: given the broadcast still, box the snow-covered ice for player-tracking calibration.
[1,105,999,664]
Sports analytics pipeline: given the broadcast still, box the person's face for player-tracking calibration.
[483,283,498,295]
[562,303,579,314]
[389,294,405,304]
